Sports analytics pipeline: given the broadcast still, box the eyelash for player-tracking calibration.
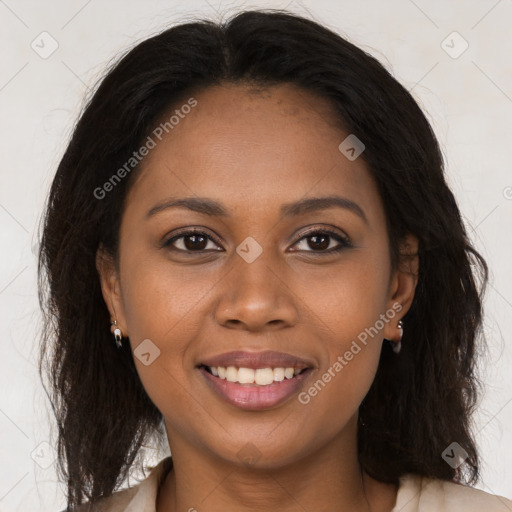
[293,228,352,253]
[162,228,224,254]
[162,227,352,255]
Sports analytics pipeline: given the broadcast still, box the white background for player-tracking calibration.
[0,0,511,510]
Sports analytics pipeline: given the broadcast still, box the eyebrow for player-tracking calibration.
[146,195,368,224]
[280,196,368,224]
[147,197,228,218]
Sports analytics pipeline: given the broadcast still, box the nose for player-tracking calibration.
[214,255,299,332]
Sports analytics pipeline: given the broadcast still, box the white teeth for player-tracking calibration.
[255,368,274,385]
[225,366,238,383]
[206,365,304,385]
[273,367,285,382]
[238,367,255,384]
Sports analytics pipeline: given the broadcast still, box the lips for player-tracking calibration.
[200,350,313,370]
[197,350,314,410]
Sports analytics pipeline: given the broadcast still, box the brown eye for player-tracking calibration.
[306,234,330,251]
[182,234,208,251]
[292,229,351,253]
[163,230,223,253]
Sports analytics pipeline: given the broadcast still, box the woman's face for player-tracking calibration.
[100,83,417,468]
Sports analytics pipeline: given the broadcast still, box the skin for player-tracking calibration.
[97,83,418,512]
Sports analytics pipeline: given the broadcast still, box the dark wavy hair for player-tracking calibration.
[38,9,488,510]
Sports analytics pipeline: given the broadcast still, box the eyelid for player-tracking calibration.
[162,227,224,251]
[295,225,350,241]
[289,226,352,252]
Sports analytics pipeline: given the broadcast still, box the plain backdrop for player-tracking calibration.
[0,0,511,510]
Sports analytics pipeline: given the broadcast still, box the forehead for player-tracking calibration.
[126,83,382,222]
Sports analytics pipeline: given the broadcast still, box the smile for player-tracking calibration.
[204,365,307,385]
[199,366,312,410]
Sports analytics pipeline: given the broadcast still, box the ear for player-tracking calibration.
[383,233,419,341]
[96,245,128,335]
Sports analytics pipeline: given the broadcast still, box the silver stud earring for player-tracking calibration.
[110,320,123,349]
[392,320,404,354]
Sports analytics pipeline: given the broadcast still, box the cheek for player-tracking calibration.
[294,248,391,338]
[119,253,213,342]
[118,252,218,400]
[294,248,389,405]
[295,341,381,453]
[119,259,203,419]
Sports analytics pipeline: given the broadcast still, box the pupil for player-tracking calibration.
[308,235,329,251]
[185,234,207,250]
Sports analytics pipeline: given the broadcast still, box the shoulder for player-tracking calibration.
[60,457,173,512]
[394,473,512,512]
[73,486,139,512]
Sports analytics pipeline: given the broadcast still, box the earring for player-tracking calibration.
[392,320,404,354]
[110,320,123,349]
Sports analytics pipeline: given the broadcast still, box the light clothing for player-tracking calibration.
[74,456,512,511]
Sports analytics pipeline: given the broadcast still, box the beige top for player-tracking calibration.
[76,457,512,511]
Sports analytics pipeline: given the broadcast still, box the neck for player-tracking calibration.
[156,417,397,512]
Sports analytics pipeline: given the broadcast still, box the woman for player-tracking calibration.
[38,9,512,512]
